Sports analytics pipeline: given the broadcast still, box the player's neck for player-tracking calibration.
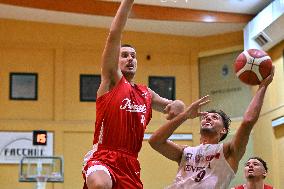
[245,179,265,189]
[199,127,221,144]
[200,135,219,144]
[123,74,135,85]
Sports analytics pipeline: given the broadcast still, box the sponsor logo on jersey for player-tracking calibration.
[120,98,147,113]
[186,152,220,163]
[185,164,205,172]
[195,154,203,164]
[205,153,220,161]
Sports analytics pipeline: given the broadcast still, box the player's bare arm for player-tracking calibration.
[224,66,275,172]
[97,0,134,98]
[148,88,185,119]
[149,96,210,163]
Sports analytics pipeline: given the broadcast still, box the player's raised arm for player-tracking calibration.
[97,0,134,98]
[149,96,209,163]
[226,66,274,172]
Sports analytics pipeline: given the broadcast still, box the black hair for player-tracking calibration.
[121,44,135,50]
[248,156,268,172]
[207,109,231,141]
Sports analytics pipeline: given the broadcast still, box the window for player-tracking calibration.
[80,74,101,102]
[10,73,38,100]
[149,76,175,100]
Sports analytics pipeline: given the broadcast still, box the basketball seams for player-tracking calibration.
[243,50,252,63]
[253,56,271,65]
[234,49,272,85]
[251,65,263,81]
[236,63,253,77]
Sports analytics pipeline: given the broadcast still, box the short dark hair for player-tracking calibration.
[207,109,231,141]
[248,156,268,172]
[121,44,135,49]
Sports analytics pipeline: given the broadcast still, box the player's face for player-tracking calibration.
[119,47,137,78]
[244,159,266,179]
[200,113,225,135]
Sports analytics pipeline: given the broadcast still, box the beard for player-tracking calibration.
[200,127,217,135]
[121,69,136,78]
[247,174,255,178]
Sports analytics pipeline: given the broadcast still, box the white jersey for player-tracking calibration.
[166,143,235,189]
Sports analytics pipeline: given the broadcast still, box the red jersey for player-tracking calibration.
[93,76,152,156]
[233,184,274,189]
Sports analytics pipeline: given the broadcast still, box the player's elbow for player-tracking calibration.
[148,135,162,150]
[242,116,257,126]
[243,111,260,125]
[148,136,157,148]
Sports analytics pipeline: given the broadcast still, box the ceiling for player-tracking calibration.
[0,0,274,36]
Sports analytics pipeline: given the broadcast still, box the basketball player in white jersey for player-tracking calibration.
[232,156,274,189]
[149,66,274,189]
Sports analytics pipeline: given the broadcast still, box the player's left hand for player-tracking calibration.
[164,100,185,120]
[184,95,210,119]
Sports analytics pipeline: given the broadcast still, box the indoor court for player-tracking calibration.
[0,0,283,188]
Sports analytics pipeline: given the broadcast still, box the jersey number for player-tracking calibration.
[194,170,206,182]
[141,115,145,125]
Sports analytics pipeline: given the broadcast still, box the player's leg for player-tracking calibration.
[85,165,113,189]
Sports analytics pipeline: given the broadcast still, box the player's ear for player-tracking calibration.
[220,128,227,134]
[263,170,267,178]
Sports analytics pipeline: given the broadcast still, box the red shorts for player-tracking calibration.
[82,148,143,189]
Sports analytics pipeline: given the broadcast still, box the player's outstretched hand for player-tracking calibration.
[184,95,210,119]
[259,65,275,88]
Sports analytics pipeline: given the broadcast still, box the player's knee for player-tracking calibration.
[87,179,110,189]
[88,182,109,189]
[87,172,112,189]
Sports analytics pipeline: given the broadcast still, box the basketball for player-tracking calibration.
[234,49,272,85]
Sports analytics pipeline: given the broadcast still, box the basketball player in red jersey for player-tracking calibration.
[149,66,274,189]
[232,157,274,189]
[82,1,185,189]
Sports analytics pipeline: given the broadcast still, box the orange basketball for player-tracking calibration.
[234,49,272,85]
